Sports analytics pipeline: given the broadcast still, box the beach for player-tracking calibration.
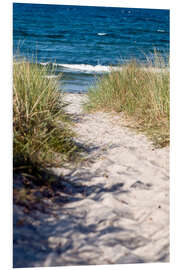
[14,93,169,267]
[13,4,170,267]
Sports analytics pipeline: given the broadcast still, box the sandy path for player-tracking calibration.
[13,93,169,267]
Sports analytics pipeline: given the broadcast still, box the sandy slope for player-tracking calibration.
[13,93,169,267]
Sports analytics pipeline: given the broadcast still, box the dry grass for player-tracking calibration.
[85,54,169,147]
[13,60,80,180]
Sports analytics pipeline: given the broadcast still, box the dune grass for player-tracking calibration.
[13,60,80,182]
[86,55,169,147]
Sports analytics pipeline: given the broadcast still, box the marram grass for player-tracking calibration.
[13,60,79,179]
[86,55,169,147]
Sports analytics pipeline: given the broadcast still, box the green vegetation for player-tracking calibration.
[86,55,169,147]
[13,60,79,181]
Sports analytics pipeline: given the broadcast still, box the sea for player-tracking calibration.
[13,3,170,93]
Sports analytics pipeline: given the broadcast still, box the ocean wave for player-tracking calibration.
[44,75,59,79]
[25,62,168,74]
[97,33,107,36]
[157,29,165,33]
[39,62,125,74]
[51,63,114,73]
[39,62,54,66]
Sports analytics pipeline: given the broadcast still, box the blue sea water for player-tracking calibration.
[13,3,169,93]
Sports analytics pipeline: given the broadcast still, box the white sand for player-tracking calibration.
[14,93,169,267]
[50,93,169,264]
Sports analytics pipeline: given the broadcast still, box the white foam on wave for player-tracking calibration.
[40,62,121,73]
[54,63,113,73]
[39,62,168,74]
[157,29,165,32]
[40,62,50,66]
[45,75,59,79]
[97,33,107,36]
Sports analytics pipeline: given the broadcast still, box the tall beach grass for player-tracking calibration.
[13,59,79,180]
[86,54,169,147]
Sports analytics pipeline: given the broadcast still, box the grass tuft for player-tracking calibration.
[13,59,80,180]
[85,53,169,147]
